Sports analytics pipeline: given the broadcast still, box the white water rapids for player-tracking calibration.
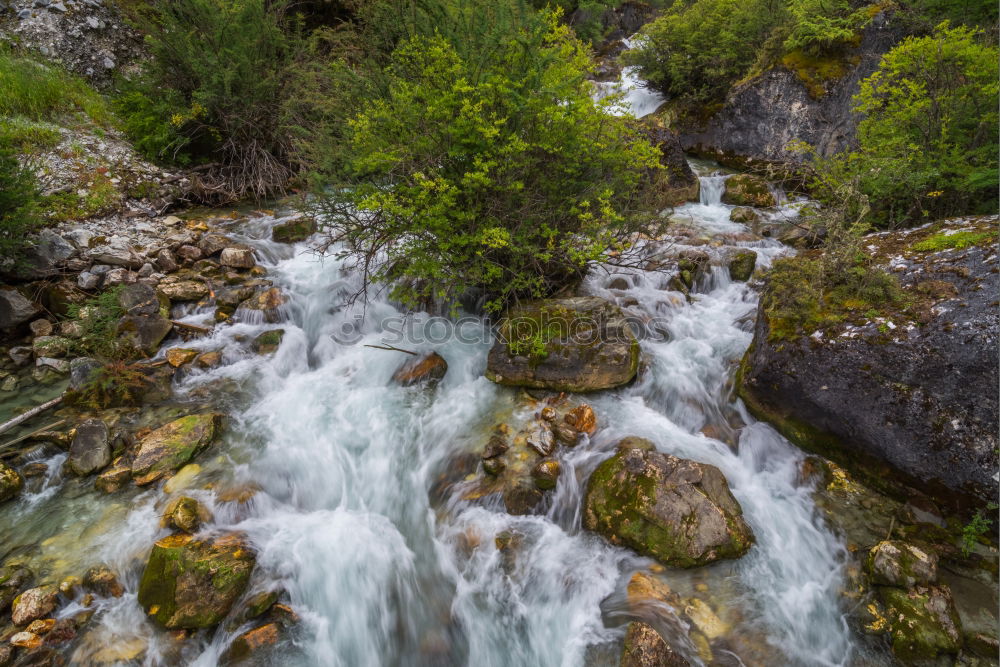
[0,57,899,667]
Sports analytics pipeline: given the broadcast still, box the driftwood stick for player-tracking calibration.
[364,344,417,356]
[0,396,64,438]
[170,320,212,334]
[0,419,67,453]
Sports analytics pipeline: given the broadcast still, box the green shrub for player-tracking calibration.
[831,23,999,225]
[0,46,111,125]
[783,0,873,55]
[313,12,660,312]
[67,286,133,360]
[622,0,785,107]
[0,145,43,261]
[118,0,305,199]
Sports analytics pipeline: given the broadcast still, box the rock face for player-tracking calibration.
[739,217,999,509]
[0,462,24,503]
[620,622,690,667]
[640,116,700,207]
[679,12,902,163]
[583,440,754,567]
[486,297,640,393]
[131,413,223,485]
[137,532,255,629]
[67,419,111,476]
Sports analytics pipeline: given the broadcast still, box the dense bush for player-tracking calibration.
[832,23,998,225]
[313,13,660,312]
[0,145,43,261]
[622,0,784,106]
[117,0,304,200]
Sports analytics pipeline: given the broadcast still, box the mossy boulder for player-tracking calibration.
[866,541,938,588]
[272,217,316,244]
[729,207,758,224]
[727,249,757,282]
[486,297,640,393]
[251,329,285,355]
[137,532,255,629]
[0,462,24,504]
[583,440,754,567]
[677,250,709,291]
[163,496,211,533]
[131,413,224,485]
[621,621,691,667]
[721,174,776,207]
[879,585,962,662]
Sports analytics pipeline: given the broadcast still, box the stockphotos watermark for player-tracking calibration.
[328,310,672,346]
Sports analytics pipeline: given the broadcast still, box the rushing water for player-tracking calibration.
[0,54,889,667]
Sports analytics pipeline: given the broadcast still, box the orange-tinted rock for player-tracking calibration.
[391,352,448,387]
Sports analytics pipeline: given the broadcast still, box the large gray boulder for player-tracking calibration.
[486,297,640,393]
[739,217,999,509]
[68,419,111,476]
[583,439,754,567]
[0,288,40,329]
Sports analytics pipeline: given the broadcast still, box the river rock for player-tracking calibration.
[166,347,198,368]
[198,234,230,257]
[83,566,124,598]
[727,249,757,282]
[222,622,281,664]
[620,622,690,667]
[738,217,999,508]
[219,247,256,269]
[10,631,42,650]
[11,587,57,626]
[677,250,709,290]
[0,462,24,503]
[0,565,32,612]
[9,346,33,366]
[69,357,101,389]
[237,288,289,324]
[163,496,210,533]
[721,174,775,207]
[117,283,162,317]
[67,419,111,476]
[531,458,560,490]
[879,585,962,662]
[583,441,754,567]
[131,413,224,485]
[867,541,937,588]
[154,249,179,273]
[158,280,209,302]
[272,217,316,243]
[251,330,284,355]
[94,462,131,494]
[729,207,758,224]
[28,320,53,337]
[0,289,40,329]
[486,297,639,393]
[116,314,173,355]
[31,336,70,359]
[391,352,447,387]
[137,532,255,629]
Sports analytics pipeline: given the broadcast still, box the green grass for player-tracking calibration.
[0,46,113,126]
[0,117,62,152]
[911,229,997,252]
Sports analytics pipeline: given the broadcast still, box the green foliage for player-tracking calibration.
[44,172,121,222]
[912,229,997,252]
[118,0,304,199]
[622,0,785,106]
[67,287,133,360]
[835,23,999,225]
[960,503,997,557]
[70,360,152,409]
[0,46,111,125]
[784,0,872,55]
[0,145,43,261]
[896,0,998,36]
[0,117,61,152]
[313,13,660,312]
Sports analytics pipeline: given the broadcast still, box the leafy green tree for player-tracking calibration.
[784,0,873,55]
[838,23,998,224]
[622,0,786,106]
[313,13,661,312]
